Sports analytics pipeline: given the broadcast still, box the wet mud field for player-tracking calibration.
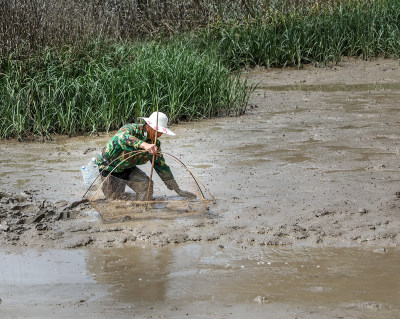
[1,58,400,318]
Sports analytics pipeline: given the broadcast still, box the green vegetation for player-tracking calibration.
[200,0,400,68]
[0,41,250,140]
[1,0,400,140]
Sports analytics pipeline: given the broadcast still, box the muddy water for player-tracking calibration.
[256,82,400,92]
[1,244,399,318]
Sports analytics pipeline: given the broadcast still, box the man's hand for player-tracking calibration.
[163,179,196,199]
[140,142,158,155]
[176,189,197,199]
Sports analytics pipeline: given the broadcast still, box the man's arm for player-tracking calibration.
[154,154,196,199]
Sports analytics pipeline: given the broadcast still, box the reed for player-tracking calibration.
[198,0,400,68]
[0,41,251,140]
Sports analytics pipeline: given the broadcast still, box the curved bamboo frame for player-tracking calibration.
[85,149,215,204]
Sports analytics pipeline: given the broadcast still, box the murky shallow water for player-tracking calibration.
[257,82,400,92]
[1,244,399,318]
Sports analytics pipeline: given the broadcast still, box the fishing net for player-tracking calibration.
[84,151,214,223]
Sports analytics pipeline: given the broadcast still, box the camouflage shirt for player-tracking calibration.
[95,123,173,181]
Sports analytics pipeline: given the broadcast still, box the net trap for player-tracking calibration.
[83,151,215,223]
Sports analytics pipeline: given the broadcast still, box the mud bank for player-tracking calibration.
[1,58,400,249]
[1,190,399,249]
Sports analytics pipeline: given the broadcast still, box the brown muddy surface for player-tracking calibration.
[1,58,400,318]
[1,58,400,249]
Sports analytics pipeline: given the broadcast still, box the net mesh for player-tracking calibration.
[85,156,214,223]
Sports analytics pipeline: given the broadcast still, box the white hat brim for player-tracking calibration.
[139,117,176,136]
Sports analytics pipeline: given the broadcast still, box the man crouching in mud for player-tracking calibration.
[95,111,196,201]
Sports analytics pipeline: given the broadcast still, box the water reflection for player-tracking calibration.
[85,244,400,309]
[1,245,399,317]
[88,246,170,304]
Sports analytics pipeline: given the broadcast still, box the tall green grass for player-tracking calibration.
[0,41,251,140]
[198,0,400,68]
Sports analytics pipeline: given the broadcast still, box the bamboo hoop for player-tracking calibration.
[85,149,215,204]
[82,150,147,198]
[92,198,213,205]
[162,152,215,201]
[89,150,147,201]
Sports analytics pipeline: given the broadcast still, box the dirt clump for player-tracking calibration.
[1,189,399,249]
[0,191,89,246]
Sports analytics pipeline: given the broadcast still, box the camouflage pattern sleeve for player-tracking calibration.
[153,141,174,181]
[154,155,173,181]
[117,124,144,151]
